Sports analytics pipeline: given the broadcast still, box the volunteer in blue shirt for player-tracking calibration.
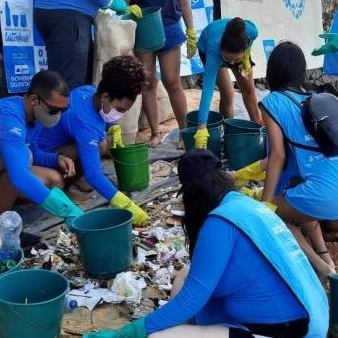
[0,70,83,227]
[195,17,262,149]
[36,56,149,227]
[84,149,328,338]
[33,0,141,90]
[260,41,338,280]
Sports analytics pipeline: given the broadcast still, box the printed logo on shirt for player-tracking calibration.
[88,139,99,147]
[9,126,22,136]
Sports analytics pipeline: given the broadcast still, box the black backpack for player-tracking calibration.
[280,91,338,157]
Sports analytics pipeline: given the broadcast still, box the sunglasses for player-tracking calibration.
[38,96,69,115]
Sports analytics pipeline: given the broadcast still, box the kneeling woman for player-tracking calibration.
[85,150,328,338]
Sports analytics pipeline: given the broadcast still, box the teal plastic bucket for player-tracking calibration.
[184,110,223,156]
[260,126,268,156]
[181,125,222,157]
[224,132,265,170]
[329,273,338,336]
[224,118,262,134]
[0,269,69,338]
[122,7,165,53]
[72,208,133,279]
[224,118,265,170]
[0,248,24,276]
[111,143,149,192]
[186,110,224,128]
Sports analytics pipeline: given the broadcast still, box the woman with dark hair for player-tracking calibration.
[84,150,328,338]
[35,55,149,227]
[260,41,338,279]
[194,17,261,148]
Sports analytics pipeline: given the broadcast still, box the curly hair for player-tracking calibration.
[97,55,146,102]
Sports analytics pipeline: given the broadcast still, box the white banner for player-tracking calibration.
[221,0,324,78]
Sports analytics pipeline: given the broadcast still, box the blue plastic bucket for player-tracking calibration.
[72,208,133,279]
[122,7,165,53]
[0,269,69,338]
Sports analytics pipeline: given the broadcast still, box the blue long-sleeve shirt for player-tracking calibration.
[145,215,307,334]
[197,18,258,125]
[33,0,111,18]
[0,96,59,204]
[37,85,118,201]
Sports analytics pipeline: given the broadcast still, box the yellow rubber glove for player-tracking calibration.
[110,191,149,227]
[263,201,277,212]
[126,4,143,18]
[108,124,124,148]
[238,47,252,77]
[193,127,209,149]
[233,160,265,187]
[186,28,197,59]
[240,186,263,200]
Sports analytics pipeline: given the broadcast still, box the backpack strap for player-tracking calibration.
[277,91,320,153]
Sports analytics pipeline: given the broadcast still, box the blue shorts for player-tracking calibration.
[157,21,186,54]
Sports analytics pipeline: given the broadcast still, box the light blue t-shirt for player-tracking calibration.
[260,90,338,219]
[0,96,58,204]
[37,85,118,201]
[145,194,314,334]
[33,0,111,18]
[197,18,258,125]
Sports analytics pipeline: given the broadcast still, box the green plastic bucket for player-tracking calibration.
[224,118,265,170]
[122,7,165,53]
[0,248,24,276]
[72,208,133,279]
[0,269,69,338]
[329,273,338,336]
[181,125,222,157]
[111,143,149,192]
[184,110,224,156]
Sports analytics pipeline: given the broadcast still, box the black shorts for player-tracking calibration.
[229,318,309,338]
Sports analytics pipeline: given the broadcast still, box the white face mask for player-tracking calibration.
[99,106,123,124]
[33,106,61,128]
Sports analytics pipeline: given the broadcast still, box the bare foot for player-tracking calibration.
[148,131,161,148]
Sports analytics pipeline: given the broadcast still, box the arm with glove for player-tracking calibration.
[41,187,84,230]
[83,318,146,338]
[107,0,143,17]
[180,0,197,59]
[110,191,149,227]
[312,33,338,56]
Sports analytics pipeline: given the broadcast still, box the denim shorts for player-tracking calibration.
[157,21,186,54]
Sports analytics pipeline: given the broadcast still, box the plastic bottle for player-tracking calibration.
[4,1,11,27]
[0,211,22,260]
[64,297,78,312]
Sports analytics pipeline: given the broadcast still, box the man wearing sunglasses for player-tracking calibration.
[0,70,83,229]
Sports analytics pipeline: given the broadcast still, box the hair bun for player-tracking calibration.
[226,17,245,36]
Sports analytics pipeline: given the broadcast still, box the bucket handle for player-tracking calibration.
[113,157,149,166]
[9,305,61,328]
